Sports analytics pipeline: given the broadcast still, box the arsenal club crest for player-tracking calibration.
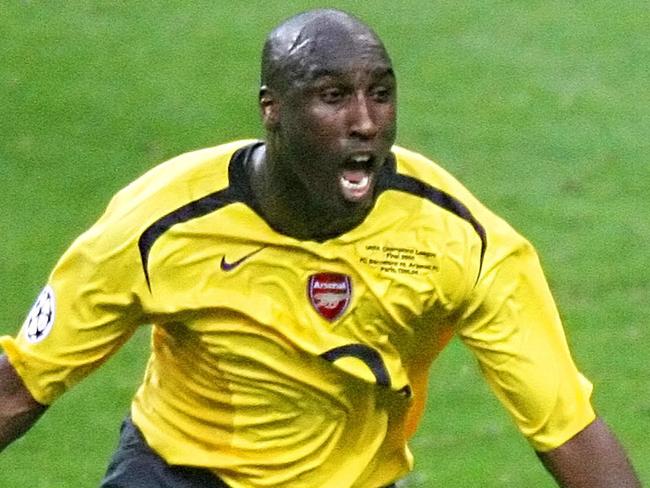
[308,273,352,321]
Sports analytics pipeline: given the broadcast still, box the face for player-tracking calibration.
[262,30,397,217]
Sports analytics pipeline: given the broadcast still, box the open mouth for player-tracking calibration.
[339,154,376,202]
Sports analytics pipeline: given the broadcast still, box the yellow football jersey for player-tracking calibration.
[1,140,595,488]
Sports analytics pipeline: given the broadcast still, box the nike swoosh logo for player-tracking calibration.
[220,247,265,271]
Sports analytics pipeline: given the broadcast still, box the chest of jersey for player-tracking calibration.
[142,192,479,392]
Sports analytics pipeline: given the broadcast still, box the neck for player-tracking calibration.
[247,144,370,241]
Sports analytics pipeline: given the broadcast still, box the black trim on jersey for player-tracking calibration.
[376,156,488,278]
[138,143,487,289]
[138,143,261,290]
[138,188,237,290]
[320,344,391,387]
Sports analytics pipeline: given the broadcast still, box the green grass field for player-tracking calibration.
[1,1,648,486]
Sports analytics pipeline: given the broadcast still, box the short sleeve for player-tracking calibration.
[458,237,595,452]
[0,213,146,405]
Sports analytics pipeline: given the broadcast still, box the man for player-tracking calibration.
[0,8,641,488]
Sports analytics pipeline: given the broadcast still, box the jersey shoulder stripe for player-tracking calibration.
[138,187,238,289]
[378,150,487,276]
[138,142,260,289]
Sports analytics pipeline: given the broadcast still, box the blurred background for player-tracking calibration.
[1,1,648,486]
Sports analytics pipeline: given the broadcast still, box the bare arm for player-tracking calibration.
[537,417,641,488]
[0,355,48,452]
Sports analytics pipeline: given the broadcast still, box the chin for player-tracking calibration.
[341,194,372,207]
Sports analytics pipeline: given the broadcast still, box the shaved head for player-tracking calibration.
[261,9,392,93]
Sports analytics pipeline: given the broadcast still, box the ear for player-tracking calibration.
[259,85,279,130]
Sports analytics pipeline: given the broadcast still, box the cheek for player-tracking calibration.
[379,104,397,130]
[378,106,398,146]
[304,106,343,138]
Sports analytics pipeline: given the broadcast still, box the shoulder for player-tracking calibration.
[389,145,509,228]
[391,145,485,211]
[111,140,257,214]
[390,144,534,268]
[91,139,256,232]
[58,140,258,271]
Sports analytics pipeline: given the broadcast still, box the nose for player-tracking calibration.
[349,93,378,140]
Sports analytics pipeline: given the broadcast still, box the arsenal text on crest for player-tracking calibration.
[307,273,352,321]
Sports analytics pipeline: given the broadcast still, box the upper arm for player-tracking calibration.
[457,238,595,451]
[1,213,146,405]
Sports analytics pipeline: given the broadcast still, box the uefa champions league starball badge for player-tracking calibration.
[23,285,56,343]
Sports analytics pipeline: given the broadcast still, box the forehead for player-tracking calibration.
[280,21,393,87]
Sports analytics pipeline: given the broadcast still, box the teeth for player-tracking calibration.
[351,154,371,163]
[341,175,370,189]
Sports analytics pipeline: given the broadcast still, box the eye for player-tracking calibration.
[320,87,345,104]
[370,85,393,103]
